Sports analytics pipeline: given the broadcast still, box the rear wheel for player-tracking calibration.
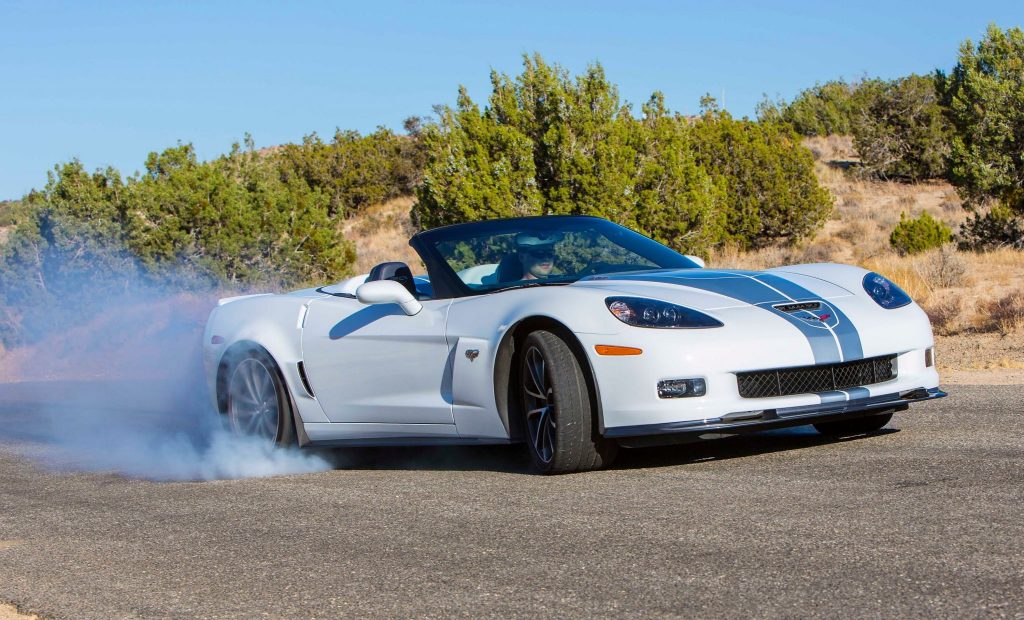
[520,330,617,474]
[813,411,893,436]
[226,349,296,446]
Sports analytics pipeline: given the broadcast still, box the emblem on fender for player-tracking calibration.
[465,349,480,361]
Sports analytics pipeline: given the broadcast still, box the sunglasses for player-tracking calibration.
[525,249,555,259]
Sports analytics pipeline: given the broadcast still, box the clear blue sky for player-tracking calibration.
[1,0,1020,199]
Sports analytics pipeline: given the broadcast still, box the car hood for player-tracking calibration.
[571,268,855,310]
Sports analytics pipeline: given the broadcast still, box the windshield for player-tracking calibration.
[413,216,700,297]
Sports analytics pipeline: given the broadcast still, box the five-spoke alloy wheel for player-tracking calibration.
[522,344,557,464]
[519,330,617,474]
[226,349,296,446]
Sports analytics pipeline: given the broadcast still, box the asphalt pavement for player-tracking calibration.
[0,383,1022,619]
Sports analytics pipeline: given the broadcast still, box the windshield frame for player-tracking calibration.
[410,216,700,299]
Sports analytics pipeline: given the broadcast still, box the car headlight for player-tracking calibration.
[862,272,912,309]
[605,297,723,328]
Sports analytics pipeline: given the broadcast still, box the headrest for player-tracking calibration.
[367,261,416,296]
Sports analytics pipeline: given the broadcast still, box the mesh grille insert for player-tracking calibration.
[736,355,897,398]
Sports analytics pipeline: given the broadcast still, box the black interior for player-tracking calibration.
[495,253,523,283]
[367,261,417,296]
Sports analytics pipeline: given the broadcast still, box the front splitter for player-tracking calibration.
[605,387,946,448]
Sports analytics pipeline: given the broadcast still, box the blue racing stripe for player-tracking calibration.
[845,386,871,400]
[819,391,849,404]
[614,273,787,304]
[613,272,842,364]
[755,273,864,361]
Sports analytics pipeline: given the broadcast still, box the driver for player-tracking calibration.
[515,233,561,280]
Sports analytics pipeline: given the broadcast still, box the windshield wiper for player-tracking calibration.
[494,280,574,292]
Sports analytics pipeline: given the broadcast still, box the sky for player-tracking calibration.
[1,0,1020,199]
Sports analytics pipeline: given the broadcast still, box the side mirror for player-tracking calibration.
[684,255,706,268]
[356,280,422,316]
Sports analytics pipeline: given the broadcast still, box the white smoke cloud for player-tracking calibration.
[0,281,333,481]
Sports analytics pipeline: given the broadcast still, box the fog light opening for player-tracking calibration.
[657,378,707,399]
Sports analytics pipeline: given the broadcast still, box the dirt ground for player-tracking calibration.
[0,603,35,620]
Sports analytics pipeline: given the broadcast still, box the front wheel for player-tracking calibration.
[226,349,296,446]
[519,330,617,474]
[813,411,893,436]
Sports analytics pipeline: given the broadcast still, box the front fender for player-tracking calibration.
[445,287,624,439]
[203,295,330,424]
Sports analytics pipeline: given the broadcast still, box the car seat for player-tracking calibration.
[367,261,417,296]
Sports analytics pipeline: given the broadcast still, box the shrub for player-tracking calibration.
[938,25,1024,217]
[890,212,953,255]
[0,145,358,347]
[851,75,950,181]
[918,245,968,288]
[416,56,834,254]
[757,80,860,136]
[688,111,833,249]
[276,127,423,219]
[416,55,728,255]
[923,297,962,335]
[958,204,1024,250]
[979,290,1024,335]
[128,143,355,287]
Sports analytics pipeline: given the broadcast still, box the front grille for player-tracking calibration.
[736,355,897,398]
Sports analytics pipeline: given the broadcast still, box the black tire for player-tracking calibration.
[225,348,297,447]
[519,330,618,474]
[813,410,893,436]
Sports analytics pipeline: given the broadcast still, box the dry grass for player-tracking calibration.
[979,290,1024,335]
[340,196,424,274]
[922,297,963,336]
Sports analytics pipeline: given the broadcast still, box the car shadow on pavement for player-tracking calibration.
[611,426,899,471]
[313,426,899,474]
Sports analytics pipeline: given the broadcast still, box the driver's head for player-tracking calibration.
[515,232,560,280]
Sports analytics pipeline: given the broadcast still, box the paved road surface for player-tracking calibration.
[0,383,1021,619]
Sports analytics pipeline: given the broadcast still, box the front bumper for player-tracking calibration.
[605,387,946,448]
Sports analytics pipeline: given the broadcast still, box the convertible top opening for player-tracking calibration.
[411,215,702,298]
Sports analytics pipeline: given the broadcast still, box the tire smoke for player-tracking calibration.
[0,285,332,481]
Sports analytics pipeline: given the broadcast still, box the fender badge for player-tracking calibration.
[465,349,480,361]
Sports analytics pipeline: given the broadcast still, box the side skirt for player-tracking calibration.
[302,422,515,447]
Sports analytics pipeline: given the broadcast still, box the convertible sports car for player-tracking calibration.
[203,215,946,473]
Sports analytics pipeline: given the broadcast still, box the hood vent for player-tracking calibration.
[774,301,821,313]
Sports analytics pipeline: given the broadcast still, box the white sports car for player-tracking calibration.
[203,216,946,473]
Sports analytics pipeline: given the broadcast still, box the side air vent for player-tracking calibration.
[297,361,315,398]
[736,354,897,398]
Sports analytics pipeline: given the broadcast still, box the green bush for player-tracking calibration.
[890,212,953,255]
[416,56,727,254]
[417,55,831,255]
[957,204,1024,250]
[689,110,833,249]
[851,75,950,181]
[0,144,358,346]
[276,127,423,218]
[938,24,1024,241]
[126,143,355,287]
[757,80,860,136]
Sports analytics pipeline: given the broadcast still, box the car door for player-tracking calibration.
[300,296,454,425]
